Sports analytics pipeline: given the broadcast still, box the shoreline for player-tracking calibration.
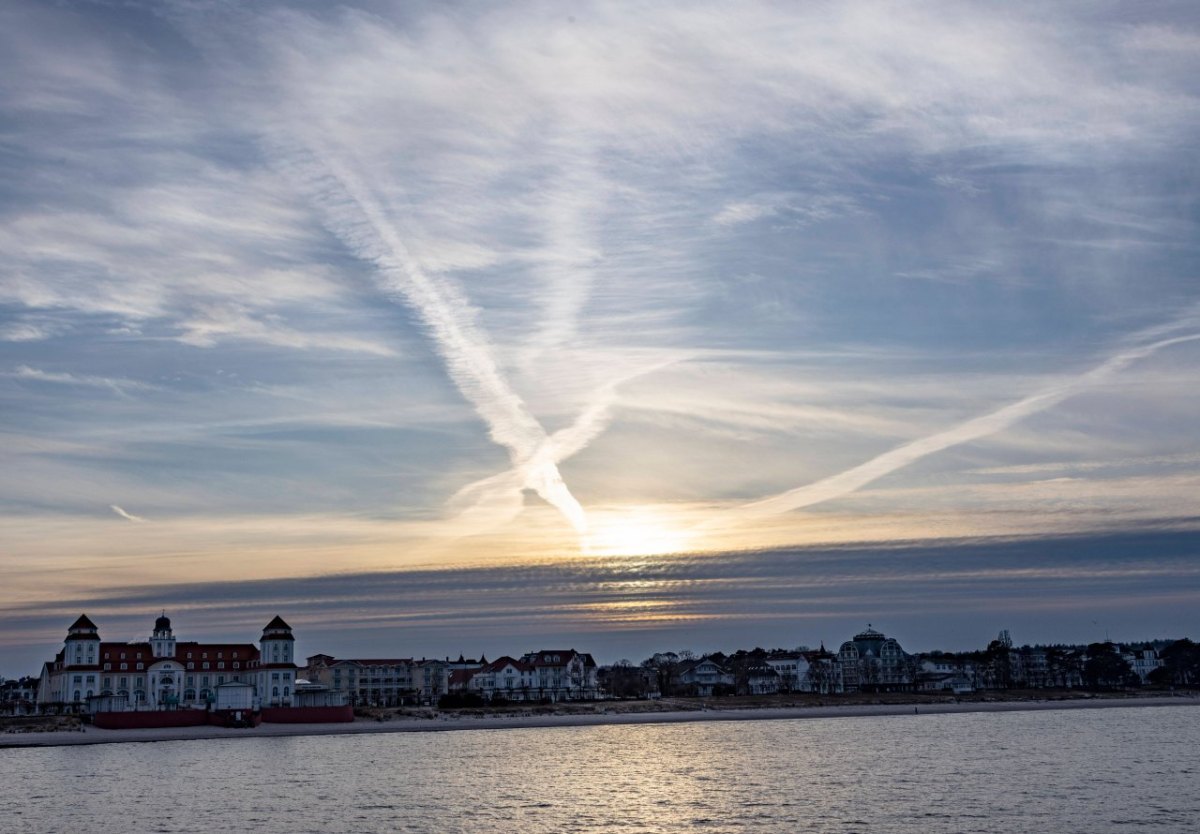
[4,693,1198,749]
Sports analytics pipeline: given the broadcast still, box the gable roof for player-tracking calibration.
[69,614,99,631]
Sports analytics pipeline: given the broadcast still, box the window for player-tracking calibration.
[233,662,240,669]
[73,675,82,684]
[233,651,239,659]
[187,662,194,670]
[203,662,210,670]
[136,663,144,671]
[120,652,126,660]
[218,652,223,659]
[103,663,111,671]
[187,652,193,659]
[218,662,225,670]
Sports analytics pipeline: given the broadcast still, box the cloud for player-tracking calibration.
[109,504,146,523]
[2,526,1197,674]
[735,321,1200,520]
[0,318,62,342]
[8,365,154,395]
[444,353,688,535]
[267,139,589,535]
[175,305,397,357]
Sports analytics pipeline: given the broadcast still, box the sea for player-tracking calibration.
[2,705,1197,833]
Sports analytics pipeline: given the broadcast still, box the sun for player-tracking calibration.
[584,510,691,557]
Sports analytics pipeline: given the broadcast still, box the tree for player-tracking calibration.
[985,639,1013,690]
[603,660,648,699]
[1082,643,1135,690]
[1154,639,1200,687]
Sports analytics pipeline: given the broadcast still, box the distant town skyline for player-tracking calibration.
[1,2,1198,676]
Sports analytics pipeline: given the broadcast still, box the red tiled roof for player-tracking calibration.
[447,669,476,687]
[97,641,260,666]
[483,656,534,673]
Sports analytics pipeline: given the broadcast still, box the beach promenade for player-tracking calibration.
[5,692,1198,748]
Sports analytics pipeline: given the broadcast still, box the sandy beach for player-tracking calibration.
[4,693,1198,749]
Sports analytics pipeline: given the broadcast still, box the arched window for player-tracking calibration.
[283,686,290,697]
[73,690,81,702]
[272,686,280,697]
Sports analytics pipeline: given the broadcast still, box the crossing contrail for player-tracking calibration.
[280,139,589,535]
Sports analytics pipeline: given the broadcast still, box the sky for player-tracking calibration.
[1,0,1198,676]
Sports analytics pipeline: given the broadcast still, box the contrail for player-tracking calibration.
[280,139,589,535]
[110,504,147,523]
[736,329,1200,520]
[446,354,689,533]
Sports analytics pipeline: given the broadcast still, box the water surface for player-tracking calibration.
[2,705,1196,833]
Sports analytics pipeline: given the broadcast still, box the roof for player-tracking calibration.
[329,658,414,667]
[69,614,99,631]
[447,669,476,687]
[263,615,292,631]
[483,656,534,673]
[97,641,259,666]
[524,650,588,667]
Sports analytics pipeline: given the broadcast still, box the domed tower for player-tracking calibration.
[151,611,176,659]
[258,615,297,707]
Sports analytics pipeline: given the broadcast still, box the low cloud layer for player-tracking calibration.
[2,527,1197,675]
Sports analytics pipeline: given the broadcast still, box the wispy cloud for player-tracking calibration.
[109,504,146,523]
[8,365,154,396]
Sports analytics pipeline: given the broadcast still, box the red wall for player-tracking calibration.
[93,710,209,730]
[261,706,354,724]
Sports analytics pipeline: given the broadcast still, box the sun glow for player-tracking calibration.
[584,510,692,557]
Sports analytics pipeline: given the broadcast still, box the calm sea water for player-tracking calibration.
[2,705,1197,833]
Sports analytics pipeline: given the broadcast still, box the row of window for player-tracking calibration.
[102,661,242,672]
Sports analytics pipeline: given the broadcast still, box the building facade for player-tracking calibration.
[837,626,913,692]
[37,613,299,712]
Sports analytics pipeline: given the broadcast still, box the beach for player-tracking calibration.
[4,693,1198,749]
